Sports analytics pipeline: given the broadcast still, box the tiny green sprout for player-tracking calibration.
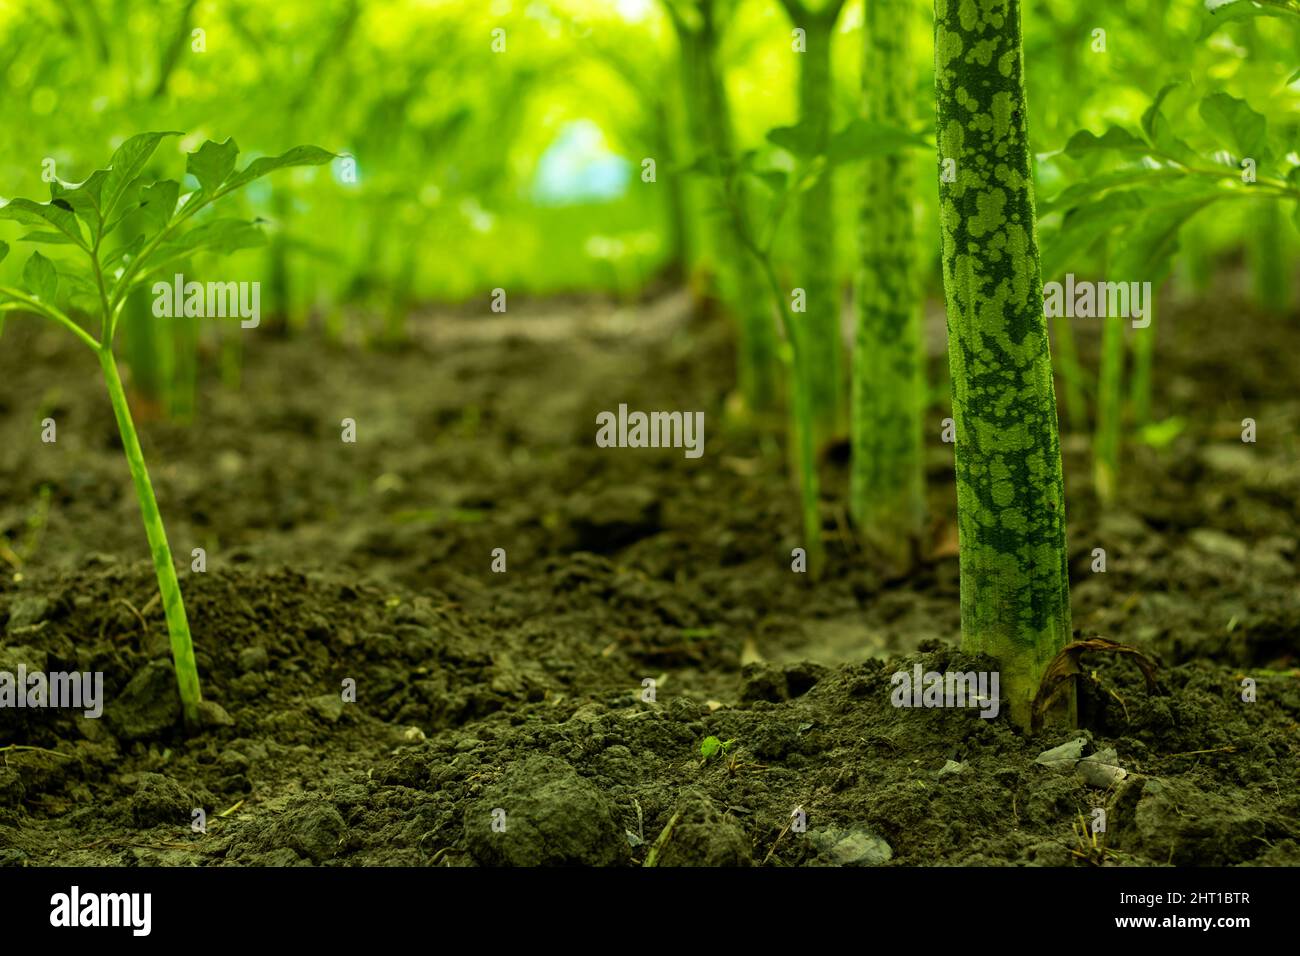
[0,133,335,729]
[699,735,736,761]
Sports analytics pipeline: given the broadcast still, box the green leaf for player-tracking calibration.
[1136,416,1187,449]
[751,169,790,194]
[139,179,181,232]
[766,123,819,157]
[1199,0,1300,39]
[1114,197,1216,284]
[1040,167,1183,215]
[102,131,182,226]
[1041,190,1147,280]
[674,154,726,178]
[19,230,78,245]
[0,240,8,265]
[1062,126,1150,159]
[826,118,932,163]
[700,736,723,759]
[223,145,336,191]
[148,218,266,272]
[23,251,58,303]
[186,138,240,195]
[0,197,86,248]
[1198,92,1270,163]
[1141,84,1198,165]
[54,170,108,241]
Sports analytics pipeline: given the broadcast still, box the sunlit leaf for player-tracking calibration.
[1062,127,1150,159]
[1199,0,1300,39]
[223,145,336,191]
[1198,92,1270,163]
[0,197,86,248]
[23,251,58,303]
[1142,84,1198,165]
[186,138,240,195]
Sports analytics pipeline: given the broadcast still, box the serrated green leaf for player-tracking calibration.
[19,230,78,245]
[223,145,336,191]
[139,179,181,233]
[1062,126,1150,159]
[1198,92,1270,164]
[766,124,819,157]
[827,118,932,163]
[1142,85,1199,165]
[23,251,58,303]
[0,197,86,248]
[1041,190,1147,280]
[187,138,240,195]
[54,170,108,241]
[148,218,266,273]
[1114,197,1216,283]
[1041,167,1183,215]
[1199,0,1300,39]
[1137,416,1187,449]
[102,131,182,226]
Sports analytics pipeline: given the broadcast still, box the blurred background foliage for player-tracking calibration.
[0,0,1296,315]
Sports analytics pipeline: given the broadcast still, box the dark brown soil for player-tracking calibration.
[0,284,1297,866]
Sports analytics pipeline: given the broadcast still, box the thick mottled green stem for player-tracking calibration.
[789,7,844,445]
[99,347,202,727]
[934,0,1072,728]
[852,0,925,564]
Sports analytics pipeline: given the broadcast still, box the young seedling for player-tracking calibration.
[699,735,735,763]
[0,133,335,728]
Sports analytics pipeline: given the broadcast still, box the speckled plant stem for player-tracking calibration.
[933,0,1072,727]
[851,0,925,564]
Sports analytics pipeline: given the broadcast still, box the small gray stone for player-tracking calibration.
[465,756,628,866]
[107,661,181,741]
[0,768,25,808]
[128,773,201,829]
[259,804,347,863]
[197,700,234,728]
[1189,528,1248,562]
[307,693,346,723]
[1077,753,1127,788]
[1035,736,1088,768]
[238,646,269,673]
[809,825,893,866]
[6,596,50,633]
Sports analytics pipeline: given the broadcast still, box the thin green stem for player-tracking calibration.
[1094,311,1123,506]
[721,163,824,575]
[97,346,202,727]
